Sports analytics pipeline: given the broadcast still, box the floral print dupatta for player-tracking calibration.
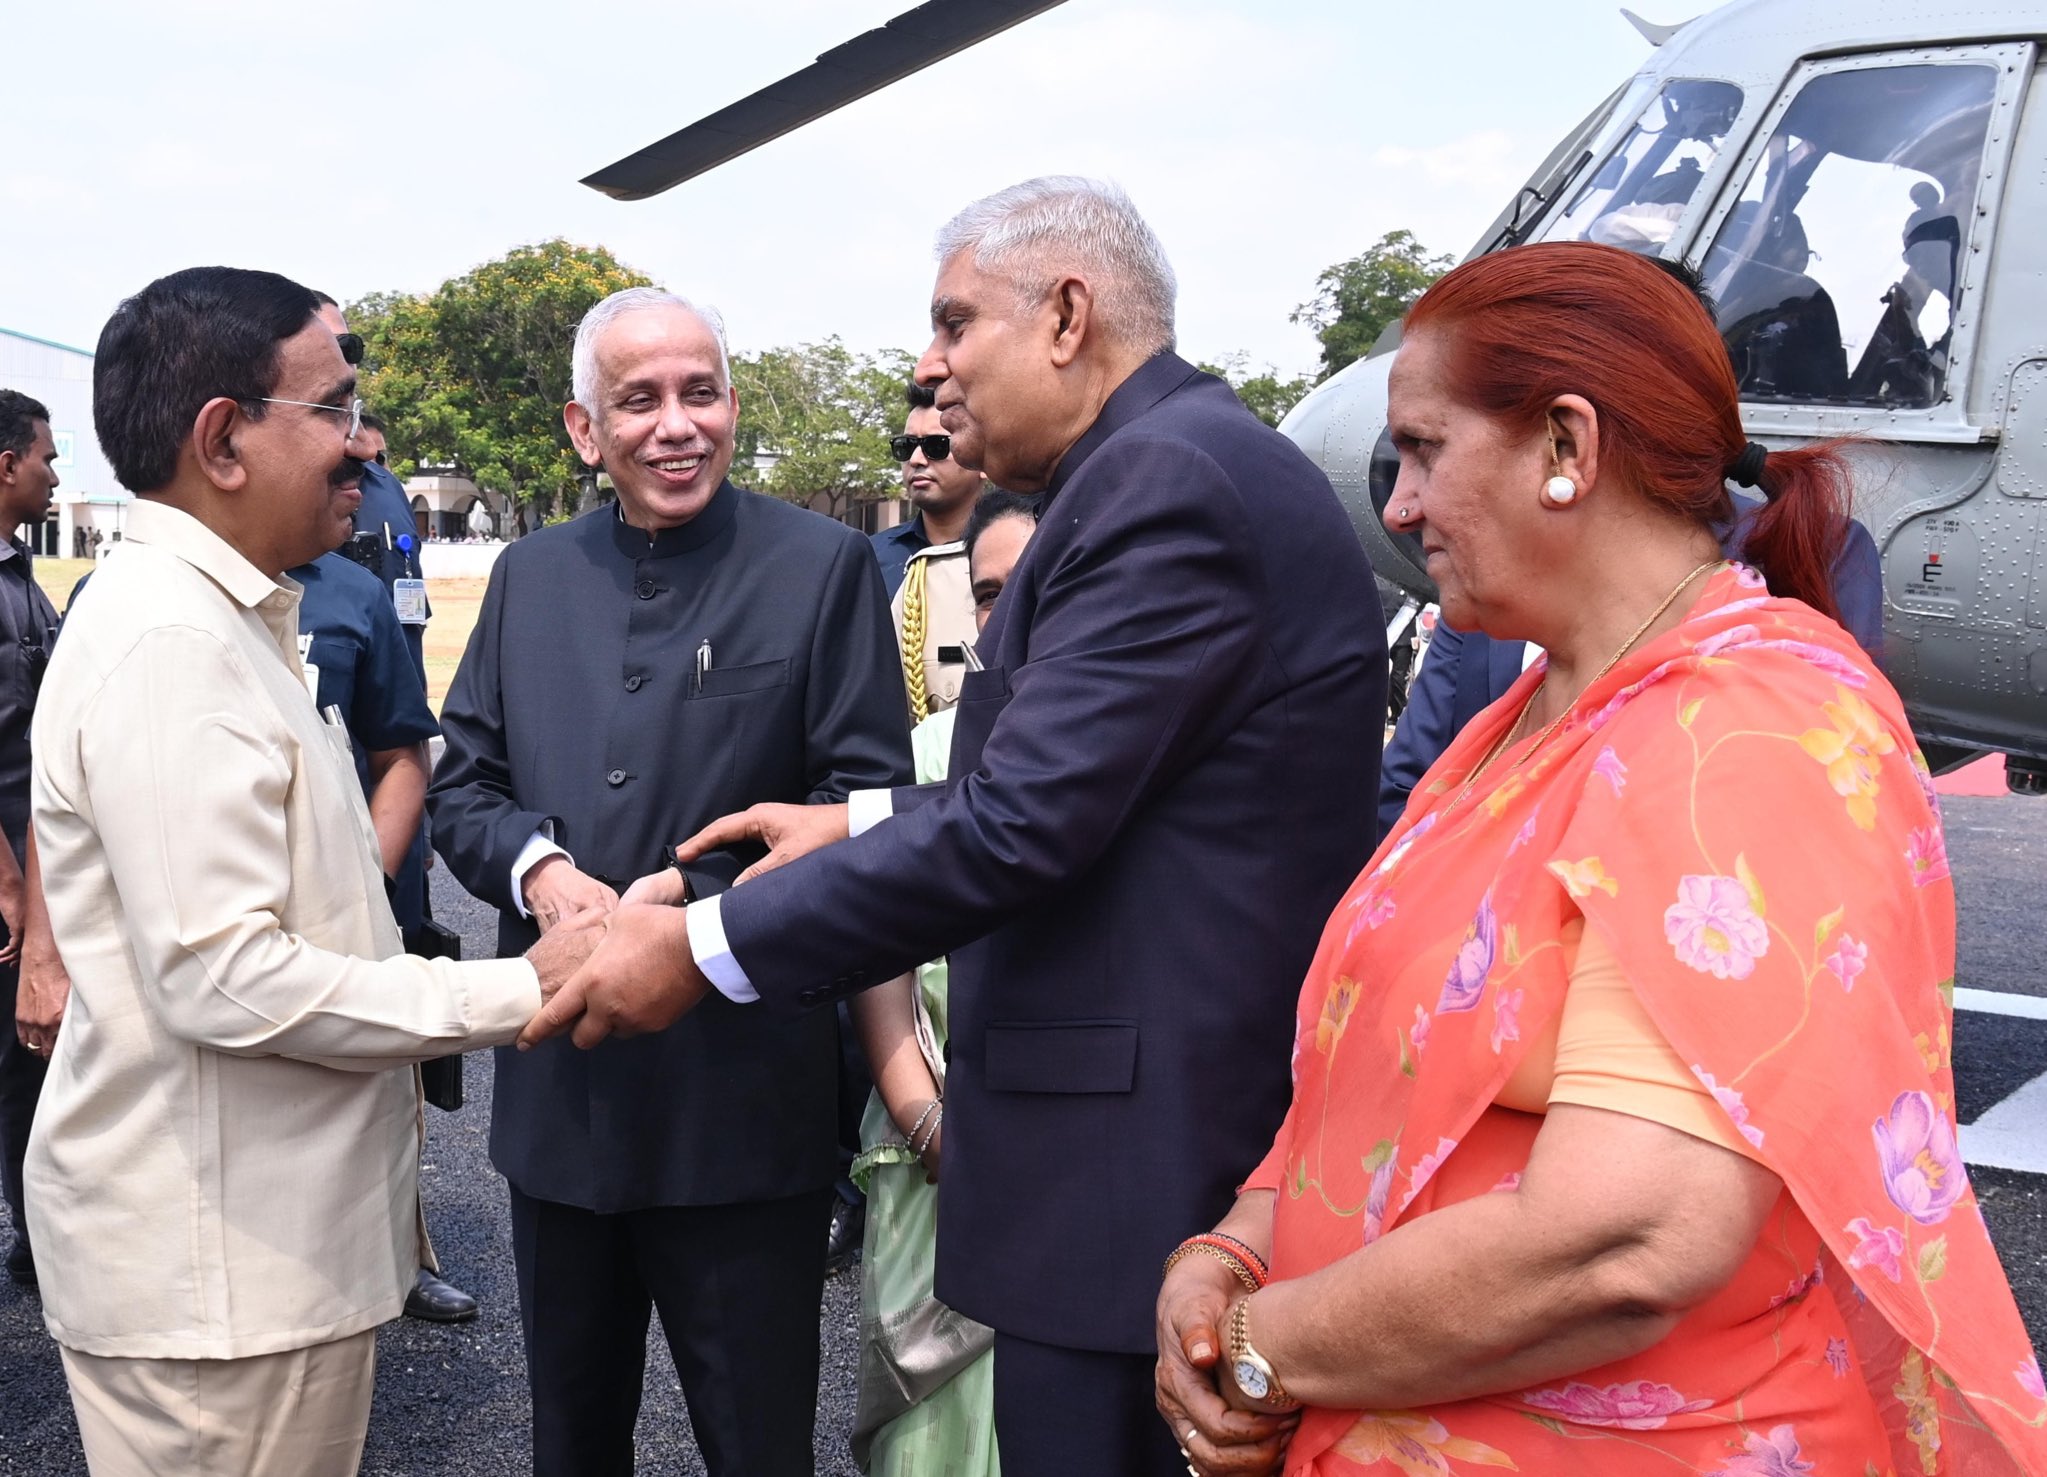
[1247,566,2046,1474]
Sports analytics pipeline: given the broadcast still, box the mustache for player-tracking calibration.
[330,456,368,489]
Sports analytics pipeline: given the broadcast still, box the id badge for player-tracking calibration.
[393,577,428,625]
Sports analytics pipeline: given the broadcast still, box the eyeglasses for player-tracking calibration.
[257,396,365,442]
[336,332,365,366]
[890,433,951,463]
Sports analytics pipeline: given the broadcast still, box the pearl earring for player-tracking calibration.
[1545,475,1577,505]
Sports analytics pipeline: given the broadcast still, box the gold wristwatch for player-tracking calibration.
[1227,1297,1302,1411]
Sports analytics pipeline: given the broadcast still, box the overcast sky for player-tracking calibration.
[6,0,1653,379]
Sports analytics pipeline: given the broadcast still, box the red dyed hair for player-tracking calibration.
[1403,241,1848,622]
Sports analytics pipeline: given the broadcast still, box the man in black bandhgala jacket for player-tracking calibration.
[426,288,910,1477]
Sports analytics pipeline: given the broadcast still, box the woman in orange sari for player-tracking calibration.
[1154,243,2047,1476]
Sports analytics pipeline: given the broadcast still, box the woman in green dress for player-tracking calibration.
[848,492,1039,1476]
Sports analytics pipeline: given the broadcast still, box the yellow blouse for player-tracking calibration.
[1493,921,1760,1163]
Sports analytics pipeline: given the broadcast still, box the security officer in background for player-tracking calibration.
[870,382,979,599]
[0,390,59,1286]
[311,301,433,919]
[313,299,428,672]
[291,542,478,1322]
[307,296,471,1322]
[885,382,981,725]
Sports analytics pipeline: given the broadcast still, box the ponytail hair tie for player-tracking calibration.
[1728,441,1770,490]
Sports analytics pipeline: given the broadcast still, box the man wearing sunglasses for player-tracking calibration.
[871,383,982,598]
[879,384,982,726]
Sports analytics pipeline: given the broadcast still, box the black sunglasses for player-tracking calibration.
[336,332,365,366]
[890,433,951,463]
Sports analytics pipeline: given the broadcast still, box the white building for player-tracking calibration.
[0,327,129,557]
[405,468,513,542]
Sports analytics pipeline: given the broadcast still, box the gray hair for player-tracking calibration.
[934,177,1177,356]
[571,287,731,412]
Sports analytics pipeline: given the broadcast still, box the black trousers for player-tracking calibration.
[993,1329,1187,1477]
[507,1184,832,1477]
[0,958,45,1258]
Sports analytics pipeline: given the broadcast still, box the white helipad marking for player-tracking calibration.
[1956,988,2047,1021]
[1961,1071,2047,1175]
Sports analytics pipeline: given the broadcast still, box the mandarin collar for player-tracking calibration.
[608,479,740,560]
[1043,352,1204,503]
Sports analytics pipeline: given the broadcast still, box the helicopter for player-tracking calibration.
[583,0,2047,788]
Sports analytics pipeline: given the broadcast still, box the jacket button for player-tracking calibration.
[606,768,628,786]
[624,674,644,692]
[635,579,657,599]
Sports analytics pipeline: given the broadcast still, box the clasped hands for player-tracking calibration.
[1156,1257,1298,1476]
[518,802,849,1050]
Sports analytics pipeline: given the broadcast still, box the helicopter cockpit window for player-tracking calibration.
[1551,80,1743,251]
[1702,63,1996,409]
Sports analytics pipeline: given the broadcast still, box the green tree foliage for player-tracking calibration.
[1291,229,1454,382]
[731,340,917,519]
[349,240,654,527]
[1198,353,1315,429]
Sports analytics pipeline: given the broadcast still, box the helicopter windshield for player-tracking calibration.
[1703,62,1996,409]
[1550,79,1744,250]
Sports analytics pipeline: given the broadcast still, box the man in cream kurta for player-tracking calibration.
[26,267,585,1477]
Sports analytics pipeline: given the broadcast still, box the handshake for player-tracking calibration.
[513,800,851,1049]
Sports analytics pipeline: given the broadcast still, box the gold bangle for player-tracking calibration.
[1162,1241,1261,1293]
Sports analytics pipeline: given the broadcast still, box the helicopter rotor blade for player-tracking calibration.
[581,0,1072,201]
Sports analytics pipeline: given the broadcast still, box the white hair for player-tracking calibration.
[571,287,731,412]
[934,176,1177,355]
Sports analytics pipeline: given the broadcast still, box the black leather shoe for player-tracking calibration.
[5,1238,34,1287]
[403,1267,478,1323]
[826,1197,864,1276]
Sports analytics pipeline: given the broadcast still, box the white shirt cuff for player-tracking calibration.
[509,829,570,919]
[688,895,757,1003]
[847,788,894,837]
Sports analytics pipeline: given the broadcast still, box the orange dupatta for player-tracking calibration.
[1246,566,2046,1474]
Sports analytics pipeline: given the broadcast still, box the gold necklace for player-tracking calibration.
[1456,559,1723,807]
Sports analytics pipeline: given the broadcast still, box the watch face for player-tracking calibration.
[1233,1359,1271,1400]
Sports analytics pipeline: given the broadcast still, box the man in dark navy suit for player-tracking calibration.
[1379,499,1885,834]
[532,178,1389,1476]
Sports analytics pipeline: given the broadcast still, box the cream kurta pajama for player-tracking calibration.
[27,499,540,1476]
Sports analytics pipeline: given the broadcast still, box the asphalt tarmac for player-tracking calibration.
[0,792,2043,1474]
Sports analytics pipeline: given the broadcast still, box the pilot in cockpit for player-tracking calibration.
[1846,180,1961,407]
[1712,203,1849,401]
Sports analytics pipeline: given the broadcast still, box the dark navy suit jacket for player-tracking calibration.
[1378,505,1886,835]
[718,354,1389,1353]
